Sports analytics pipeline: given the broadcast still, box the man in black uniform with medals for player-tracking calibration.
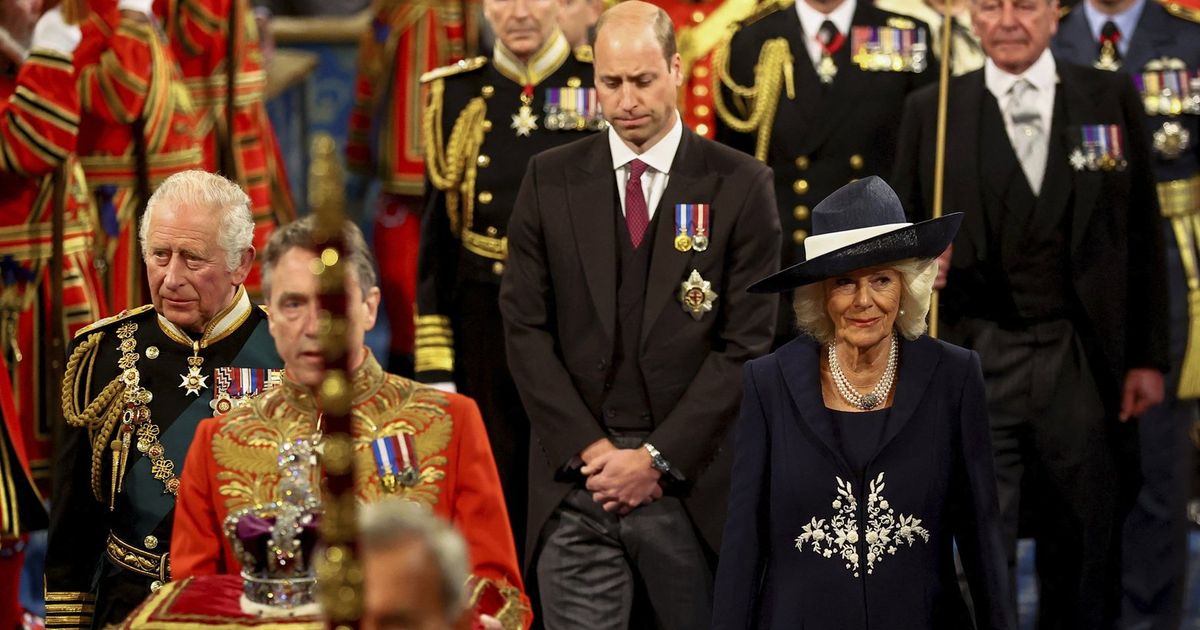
[43,171,282,629]
[416,0,605,560]
[1053,1,1200,626]
[714,0,937,347]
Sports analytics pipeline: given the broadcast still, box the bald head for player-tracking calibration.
[593,0,676,65]
[592,0,682,153]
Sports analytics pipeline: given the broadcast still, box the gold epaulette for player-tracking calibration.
[73,304,154,338]
[1160,0,1200,24]
[739,0,794,28]
[573,45,594,63]
[886,16,917,29]
[420,56,488,84]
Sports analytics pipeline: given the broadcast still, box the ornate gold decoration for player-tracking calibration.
[713,37,795,161]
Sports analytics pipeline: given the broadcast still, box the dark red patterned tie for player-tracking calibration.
[625,159,650,248]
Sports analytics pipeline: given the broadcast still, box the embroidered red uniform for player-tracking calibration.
[664,0,756,137]
[155,0,295,295]
[0,42,106,496]
[345,1,476,366]
[74,0,203,312]
[171,351,531,629]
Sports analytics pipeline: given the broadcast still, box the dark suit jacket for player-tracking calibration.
[712,335,1013,630]
[499,127,781,564]
[892,60,1168,391]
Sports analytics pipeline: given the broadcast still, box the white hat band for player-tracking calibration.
[803,222,913,262]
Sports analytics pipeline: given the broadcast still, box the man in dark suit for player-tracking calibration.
[892,0,1168,626]
[499,2,779,626]
[714,0,937,347]
[1053,3,1200,626]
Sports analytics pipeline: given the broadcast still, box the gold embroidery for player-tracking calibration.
[212,353,453,514]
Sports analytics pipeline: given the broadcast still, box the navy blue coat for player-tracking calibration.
[712,334,1014,630]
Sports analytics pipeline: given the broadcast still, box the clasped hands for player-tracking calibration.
[579,438,662,515]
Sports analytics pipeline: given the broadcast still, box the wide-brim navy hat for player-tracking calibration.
[749,176,963,294]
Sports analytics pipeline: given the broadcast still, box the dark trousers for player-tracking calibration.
[1121,229,1198,630]
[536,446,712,630]
[455,281,529,563]
[948,317,1126,630]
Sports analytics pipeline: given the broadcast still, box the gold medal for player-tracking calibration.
[817,55,838,84]
[674,234,693,252]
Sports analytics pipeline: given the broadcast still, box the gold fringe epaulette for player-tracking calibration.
[73,304,154,338]
[421,62,488,238]
[740,0,795,28]
[1160,0,1200,23]
[420,56,488,84]
[573,45,594,63]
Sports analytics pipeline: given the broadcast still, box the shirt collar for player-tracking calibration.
[493,29,571,86]
[608,112,684,175]
[156,285,252,349]
[984,48,1057,98]
[1082,0,1145,47]
[795,0,858,42]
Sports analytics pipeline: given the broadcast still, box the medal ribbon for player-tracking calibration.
[694,204,709,238]
[676,204,694,239]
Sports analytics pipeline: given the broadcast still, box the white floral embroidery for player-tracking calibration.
[793,472,930,577]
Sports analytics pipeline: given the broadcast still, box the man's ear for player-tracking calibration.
[362,285,382,332]
[231,247,255,286]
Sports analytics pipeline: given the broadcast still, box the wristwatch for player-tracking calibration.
[643,442,672,475]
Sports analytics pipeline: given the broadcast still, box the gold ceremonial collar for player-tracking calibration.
[280,348,387,413]
[156,285,252,350]
[493,29,570,87]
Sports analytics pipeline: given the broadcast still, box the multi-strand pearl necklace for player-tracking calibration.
[828,332,898,410]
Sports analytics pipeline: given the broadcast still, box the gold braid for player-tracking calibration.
[712,37,794,161]
[61,332,127,501]
[421,78,488,236]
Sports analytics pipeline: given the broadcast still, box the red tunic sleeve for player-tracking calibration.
[443,393,532,629]
[172,417,227,579]
[74,5,156,125]
[0,50,79,177]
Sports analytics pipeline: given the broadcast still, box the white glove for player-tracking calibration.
[30,7,81,55]
[117,0,156,16]
[428,381,457,394]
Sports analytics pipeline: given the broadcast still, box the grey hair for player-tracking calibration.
[139,170,255,272]
[791,258,938,344]
[359,499,470,623]
[260,215,378,300]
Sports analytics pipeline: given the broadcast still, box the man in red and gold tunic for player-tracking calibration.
[0,2,106,503]
[664,0,755,137]
[73,0,204,312]
[172,216,531,630]
[345,0,477,375]
[155,0,295,296]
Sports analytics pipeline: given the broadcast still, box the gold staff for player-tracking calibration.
[928,0,955,338]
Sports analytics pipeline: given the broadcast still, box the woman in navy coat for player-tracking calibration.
[712,177,1013,630]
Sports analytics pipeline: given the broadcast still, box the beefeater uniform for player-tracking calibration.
[155,0,296,296]
[345,0,478,371]
[0,40,106,502]
[664,0,757,138]
[74,0,204,313]
[171,350,531,629]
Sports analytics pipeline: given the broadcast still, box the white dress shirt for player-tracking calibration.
[984,49,1057,180]
[609,113,684,220]
[795,0,857,69]
[1082,0,1145,57]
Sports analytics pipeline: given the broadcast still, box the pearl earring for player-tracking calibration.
[899,309,906,316]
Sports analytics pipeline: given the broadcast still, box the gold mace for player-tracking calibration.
[928,0,955,338]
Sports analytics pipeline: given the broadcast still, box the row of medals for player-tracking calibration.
[817,46,928,84]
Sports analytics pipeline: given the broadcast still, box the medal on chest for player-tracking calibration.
[372,433,421,493]
[511,84,539,137]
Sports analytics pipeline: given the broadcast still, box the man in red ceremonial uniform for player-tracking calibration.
[345,0,477,375]
[73,0,204,312]
[1,0,107,504]
[663,0,755,137]
[155,0,295,296]
[172,217,531,630]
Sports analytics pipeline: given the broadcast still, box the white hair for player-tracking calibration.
[139,170,254,271]
[791,257,938,344]
[359,499,470,623]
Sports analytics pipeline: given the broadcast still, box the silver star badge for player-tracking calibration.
[511,105,539,137]
[678,269,718,321]
[179,366,209,396]
[1069,148,1088,171]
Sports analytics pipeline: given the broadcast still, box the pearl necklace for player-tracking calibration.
[828,332,898,410]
